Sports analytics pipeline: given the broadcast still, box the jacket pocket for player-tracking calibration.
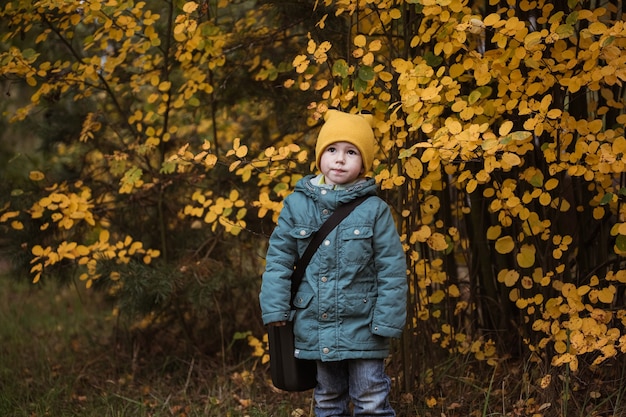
[289,225,315,256]
[340,291,378,343]
[339,225,373,264]
[292,289,316,346]
[292,289,314,309]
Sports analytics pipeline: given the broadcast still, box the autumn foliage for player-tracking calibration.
[2,0,626,414]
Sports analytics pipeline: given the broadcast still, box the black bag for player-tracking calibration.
[267,195,370,392]
[268,321,317,391]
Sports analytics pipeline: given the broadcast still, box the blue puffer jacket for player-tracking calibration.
[260,175,407,361]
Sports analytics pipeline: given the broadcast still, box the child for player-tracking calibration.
[260,109,407,416]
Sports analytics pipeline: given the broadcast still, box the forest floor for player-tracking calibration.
[1,275,624,417]
[0,277,318,417]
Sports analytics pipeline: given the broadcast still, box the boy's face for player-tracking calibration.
[319,141,363,185]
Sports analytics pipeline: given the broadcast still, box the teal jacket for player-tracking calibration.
[260,175,407,361]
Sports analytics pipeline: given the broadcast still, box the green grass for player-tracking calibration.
[0,277,313,417]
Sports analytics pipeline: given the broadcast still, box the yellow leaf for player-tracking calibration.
[499,120,514,136]
[539,192,551,206]
[422,86,441,101]
[410,226,431,243]
[613,137,626,154]
[379,71,393,82]
[354,34,367,47]
[235,144,248,158]
[593,206,605,220]
[466,179,477,193]
[393,176,405,186]
[540,374,552,389]
[483,13,501,26]
[547,109,562,119]
[501,152,521,167]
[554,340,567,354]
[517,244,536,268]
[426,396,438,408]
[524,32,543,48]
[430,289,445,303]
[99,229,110,243]
[158,81,171,92]
[495,236,515,254]
[589,21,607,35]
[427,233,448,251]
[515,298,528,309]
[544,178,559,190]
[568,77,582,93]
[307,39,316,54]
[129,241,143,255]
[448,284,460,297]
[498,269,520,287]
[451,100,466,113]
[369,39,382,51]
[597,287,615,304]
[183,1,199,13]
[445,119,462,134]
[486,225,501,240]
[29,171,45,181]
[229,189,240,201]
[0,210,19,223]
[76,245,90,256]
[389,8,401,19]
[292,55,309,73]
[405,157,423,179]
[32,245,45,256]
[588,119,603,133]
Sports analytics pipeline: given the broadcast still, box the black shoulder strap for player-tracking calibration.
[290,194,371,305]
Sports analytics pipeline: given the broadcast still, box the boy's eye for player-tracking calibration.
[326,147,336,152]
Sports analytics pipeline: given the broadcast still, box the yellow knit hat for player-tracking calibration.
[315,109,376,173]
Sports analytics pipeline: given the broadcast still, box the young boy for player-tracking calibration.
[260,109,407,416]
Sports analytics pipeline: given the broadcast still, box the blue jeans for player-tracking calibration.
[314,359,395,417]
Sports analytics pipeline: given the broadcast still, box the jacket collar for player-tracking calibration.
[296,174,377,204]
[310,174,366,190]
